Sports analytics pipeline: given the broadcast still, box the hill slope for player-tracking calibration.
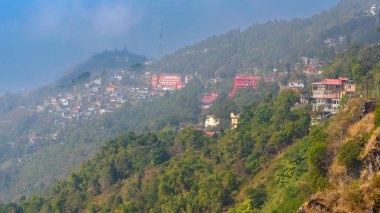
[159,0,380,78]
[1,0,380,205]
[57,49,147,85]
[3,34,380,213]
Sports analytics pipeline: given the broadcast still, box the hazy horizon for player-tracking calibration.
[0,0,339,93]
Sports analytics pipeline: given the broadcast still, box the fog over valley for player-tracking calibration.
[0,0,338,92]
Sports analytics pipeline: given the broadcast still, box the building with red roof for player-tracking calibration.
[229,75,269,96]
[204,131,218,138]
[200,93,218,109]
[152,73,183,90]
[311,77,355,115]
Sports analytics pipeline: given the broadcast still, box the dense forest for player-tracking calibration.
[2,44,380,210]
[0,87,313,212]
[0,78,204,201]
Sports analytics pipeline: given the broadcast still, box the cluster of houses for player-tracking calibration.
[300,56,325,75]
[202,73,356,132]
[26,63,357,143]
[36,71,156,125]
[27,71,196,143]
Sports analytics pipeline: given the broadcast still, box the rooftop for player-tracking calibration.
[312,78,351,85]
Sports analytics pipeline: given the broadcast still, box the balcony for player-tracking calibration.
[311,93,342,99]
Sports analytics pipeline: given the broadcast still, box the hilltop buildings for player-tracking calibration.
[311,77,355,116]
[229,75,269,96]
[152,73,184,90]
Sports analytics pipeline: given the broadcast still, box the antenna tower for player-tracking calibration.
[160,23,163,61]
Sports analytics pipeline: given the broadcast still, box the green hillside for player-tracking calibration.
[2,42,380,212]
[0,87,312,212]
[159,0,379,78]
[1,0,380,206]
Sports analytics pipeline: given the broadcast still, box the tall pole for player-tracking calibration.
[160,23,163,61]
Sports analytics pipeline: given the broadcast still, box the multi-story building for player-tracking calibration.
[229,75,269,96]
[231,113,239,129]
[311,77,355,116]
[152,73,183,90]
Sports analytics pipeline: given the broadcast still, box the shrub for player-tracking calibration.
[307,169,329,191]
[308,142,327,173]
[375,105,380,128]
[246,186,267,209]
[372,175,380,188]
[337,141,361,169]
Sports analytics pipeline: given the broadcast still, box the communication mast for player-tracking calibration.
[159,23,163,61]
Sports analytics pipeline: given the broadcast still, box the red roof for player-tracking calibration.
[201,99,216,104]
[205,131,217,137]
[234,75,269,81]
[312,79,344,85]
[201,93,218,104]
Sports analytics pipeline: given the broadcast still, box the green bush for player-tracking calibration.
[337,141,361,169]
[375,105,380,128]
[307,169,329,191]
[245,186,267,209]
[308,142,327,173]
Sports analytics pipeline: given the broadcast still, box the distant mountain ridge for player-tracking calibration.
[159,0,379,78]
[57,49,147,85]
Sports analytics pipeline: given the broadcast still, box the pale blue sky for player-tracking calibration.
[0,0,339,92]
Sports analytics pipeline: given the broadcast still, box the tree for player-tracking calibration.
[150,143,170,166]
[308,142,327,173]
[338,141,361,169]
[174,126,206,151]
[99,163,117,191]
[246,186,267,209]
[271,89,298,129]
[352,63,363,83]
[230,199,254,213]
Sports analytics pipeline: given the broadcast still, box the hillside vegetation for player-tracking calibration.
[3,24,380,212]
[0,88,313,212]
[159,0,379,78]
[2,93,378,212]
[1,0,380,209]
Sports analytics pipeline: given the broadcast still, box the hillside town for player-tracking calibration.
[25,70,192,143]
[25,58,357,143]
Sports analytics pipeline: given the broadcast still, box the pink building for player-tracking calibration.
[229,75,269,96]
[152,73,184,90]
